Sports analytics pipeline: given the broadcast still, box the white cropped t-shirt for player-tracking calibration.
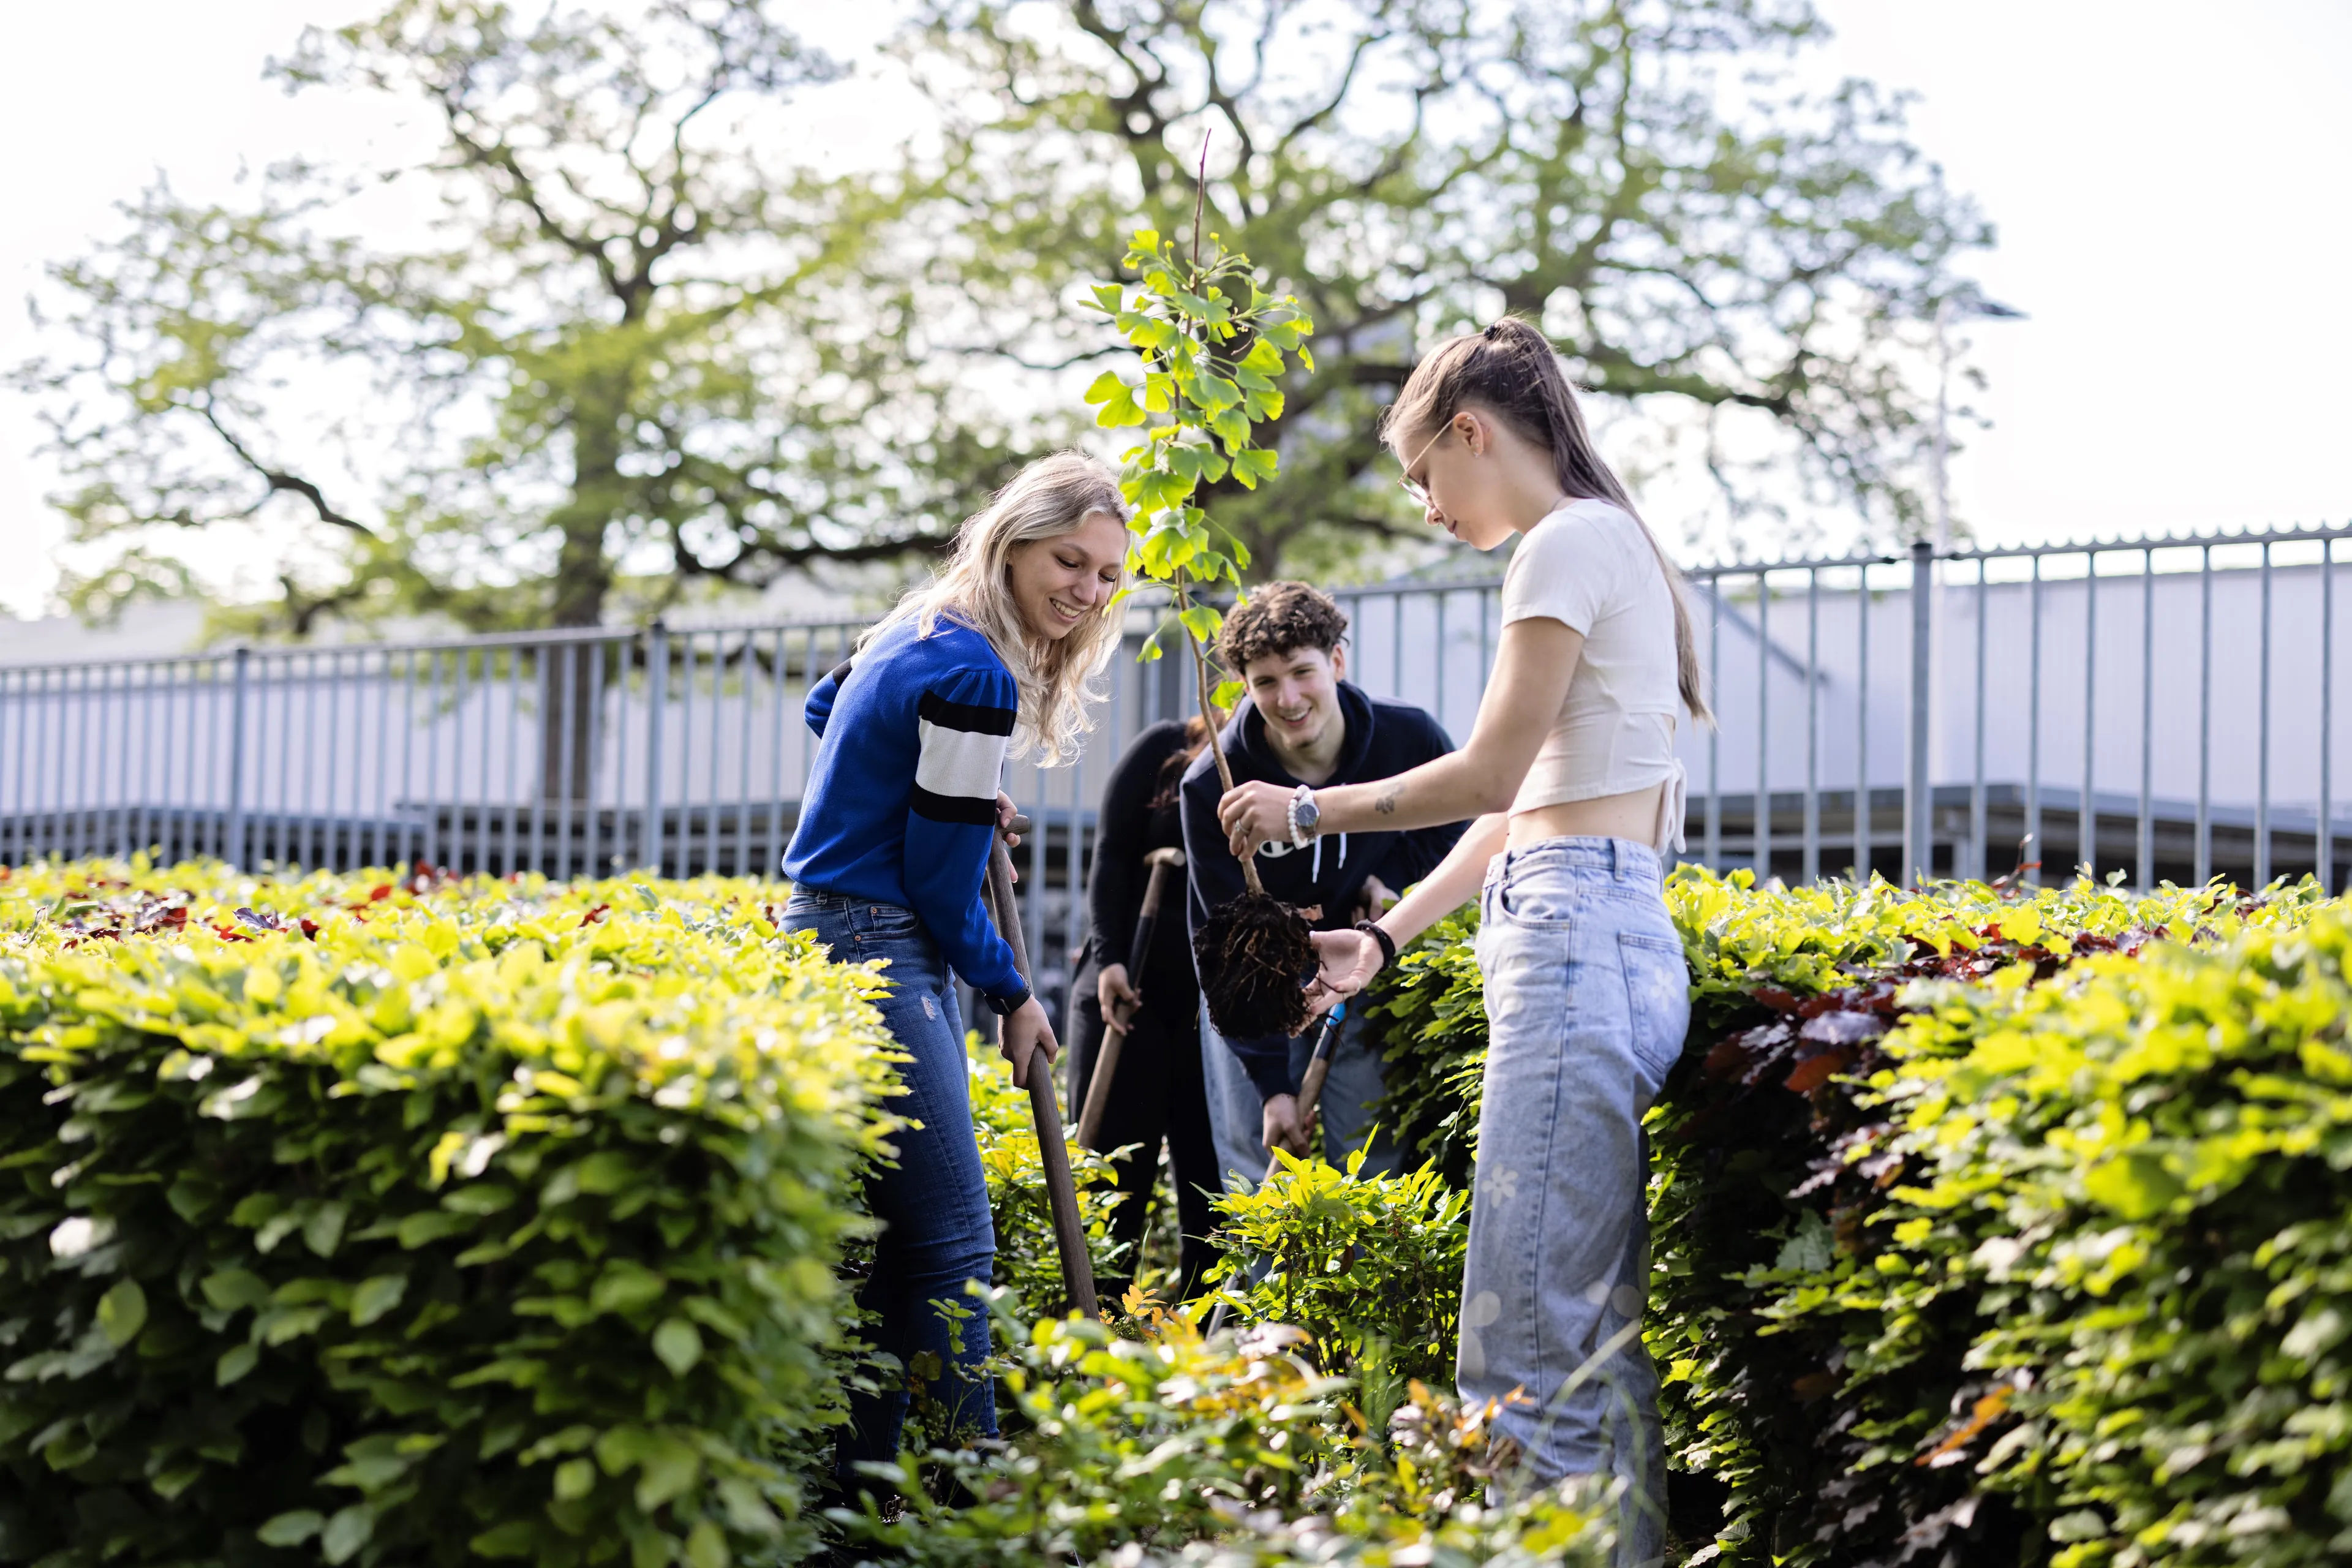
[1501,499,1688,854]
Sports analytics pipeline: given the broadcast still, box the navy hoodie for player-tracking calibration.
[1179,680,1465,1099]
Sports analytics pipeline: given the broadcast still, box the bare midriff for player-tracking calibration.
[1506,780,1666,852]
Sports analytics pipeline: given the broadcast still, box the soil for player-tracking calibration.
[1193,892,1316,1042]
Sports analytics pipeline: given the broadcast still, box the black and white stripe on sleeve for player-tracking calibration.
[910,689,1015,826]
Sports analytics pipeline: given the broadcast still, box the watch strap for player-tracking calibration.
[1289,784,1319,845]
[984,986,1031,1017]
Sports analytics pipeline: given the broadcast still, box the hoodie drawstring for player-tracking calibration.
[1310,831,1346,882]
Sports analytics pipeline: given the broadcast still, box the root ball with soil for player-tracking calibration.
[1194,891,1316,1042]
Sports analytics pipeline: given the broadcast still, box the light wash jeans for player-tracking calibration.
[1201,1000,1400,1194]
[1463,837,1687,1567]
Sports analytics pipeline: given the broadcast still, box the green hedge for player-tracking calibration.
[0,862,897,1567]
[0,860,1617,1568]
[1363,870,2352,1566]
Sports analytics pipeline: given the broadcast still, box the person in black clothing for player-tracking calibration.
[1179,584,1467,1191]
[1068,716,1222,1303]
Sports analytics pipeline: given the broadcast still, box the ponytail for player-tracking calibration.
[1382,318,1712,725]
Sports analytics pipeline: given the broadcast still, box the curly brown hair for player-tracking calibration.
[1217,581,1348,673]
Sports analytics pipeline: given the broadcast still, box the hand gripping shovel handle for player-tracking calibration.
[1265,1001,1345,1183]
[985,823,1101,1321]
[1076,847,1185,1150]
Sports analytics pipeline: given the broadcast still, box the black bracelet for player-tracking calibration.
[984,987,1031,1017]
[1352,920,1397,968]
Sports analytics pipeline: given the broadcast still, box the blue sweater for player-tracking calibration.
[782,616,1026,1004]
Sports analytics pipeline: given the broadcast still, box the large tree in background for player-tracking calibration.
[13,0,1012,636]
[17,0,1991,637]
[883,0,1989,571]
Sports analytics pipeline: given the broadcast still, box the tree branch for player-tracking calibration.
[198,399,374,537]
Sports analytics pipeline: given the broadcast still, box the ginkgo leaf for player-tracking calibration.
[1194,375,1242,412]
[1083,372,1145,428]
[1231,448,1279,490]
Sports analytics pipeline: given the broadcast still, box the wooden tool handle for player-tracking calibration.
[1216,1008,1350,1336]
[1074,1022,1125,1152]
[986,842,1099,1321]
[1263,1003,1346,1182]
[1076,853,1182,1150]
[1293,1050,1336,1131]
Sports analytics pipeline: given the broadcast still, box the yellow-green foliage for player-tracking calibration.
[0,858,897,1567]
[1365,869,2352,1565]
[963,1039,1129,1320]
[1814,913,2352,1566]
[1208,1148,1471,1432]
[845,1294,1610,1568]
[1372,871,2342,1174]
[1654,875,2352,1566]
[0,858,1600,1568]
[1672,869,2331,1011]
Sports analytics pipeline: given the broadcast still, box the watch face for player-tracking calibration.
[1295,797,1320,830]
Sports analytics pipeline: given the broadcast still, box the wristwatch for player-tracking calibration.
[1287,785,1321,846]
[984,987,1031,1017]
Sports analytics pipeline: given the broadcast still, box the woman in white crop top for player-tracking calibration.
[1216,318,1708,1564]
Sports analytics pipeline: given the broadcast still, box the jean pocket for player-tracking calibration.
[1493,873,1577,930]
[1618,932,1692,1086]
[858,903,923,941]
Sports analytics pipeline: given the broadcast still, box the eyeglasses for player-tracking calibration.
[1395,424,1450,510]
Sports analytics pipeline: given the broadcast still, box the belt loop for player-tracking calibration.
[1610,837,1628,881]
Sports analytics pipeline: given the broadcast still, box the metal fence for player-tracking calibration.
[2,524,2346,1009]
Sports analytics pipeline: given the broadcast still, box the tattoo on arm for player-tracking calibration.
[1373,788,1400,816]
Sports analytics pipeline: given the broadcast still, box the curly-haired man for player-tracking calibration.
[1178,581,1467,1189]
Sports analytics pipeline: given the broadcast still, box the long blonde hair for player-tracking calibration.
[1382,318,1712,724]
[867,451,1129,765]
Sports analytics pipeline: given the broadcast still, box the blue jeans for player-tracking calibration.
[1201,1000,1400,1193]
[782,891,998,1486]
[1464,838,1686,1567]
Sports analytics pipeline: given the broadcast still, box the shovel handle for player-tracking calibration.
[986,839,1099,1321]
[1074,851,1183,1150]
[1262,1002,1346,1182]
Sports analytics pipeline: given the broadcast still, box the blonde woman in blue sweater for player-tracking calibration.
[783,452,1128,1486]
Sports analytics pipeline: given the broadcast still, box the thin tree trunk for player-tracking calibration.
[539,380,622,804]
[1182,584,1263,896]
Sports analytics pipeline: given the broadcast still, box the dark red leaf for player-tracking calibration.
[1792,1371,1841,1403]
[1784,1049,1852,1094]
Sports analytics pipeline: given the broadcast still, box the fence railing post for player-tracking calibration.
[641,622,668,875]
[225,646,252,871]
[1905,540,1934,886]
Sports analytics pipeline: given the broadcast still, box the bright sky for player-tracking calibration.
[0,1,2345,620]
